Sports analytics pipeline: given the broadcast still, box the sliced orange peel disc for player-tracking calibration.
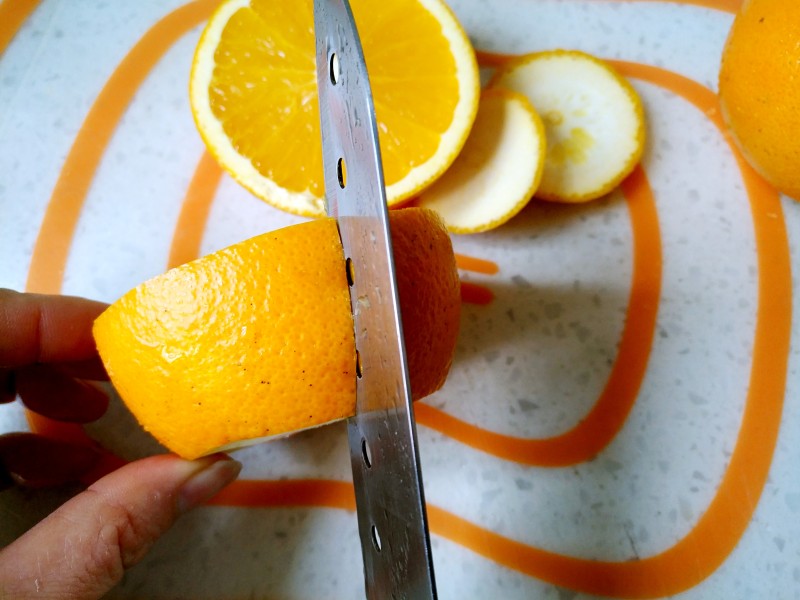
[417,88,546,234]
[490,50,646,203]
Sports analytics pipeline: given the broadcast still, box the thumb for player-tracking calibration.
[0,453,241,599]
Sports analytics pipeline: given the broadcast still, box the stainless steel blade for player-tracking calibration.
[313,0,437,598]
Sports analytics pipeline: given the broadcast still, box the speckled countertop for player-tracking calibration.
[1,1,798,598]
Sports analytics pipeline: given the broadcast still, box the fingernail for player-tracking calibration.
[178,455,241,514]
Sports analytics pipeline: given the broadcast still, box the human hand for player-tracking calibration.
[0,289,241,599]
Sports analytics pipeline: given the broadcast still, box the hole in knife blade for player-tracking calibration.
[355,350,362,378]
[361,437,372,468]
[329,52,340,84]
[371,524,382,552]
[345,257,355,286]
[337,157,347,188]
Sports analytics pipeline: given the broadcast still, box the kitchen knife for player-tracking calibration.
[313,0,437,597]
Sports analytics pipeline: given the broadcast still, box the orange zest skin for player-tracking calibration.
[15,0,792,598]
[94,219,357,460]
[94,208,460,459]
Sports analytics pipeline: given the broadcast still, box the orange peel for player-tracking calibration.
[490,50,645,203]
[93,208,460,459]
[417,88,546,233]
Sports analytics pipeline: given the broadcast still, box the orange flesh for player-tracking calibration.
[207,0,460,196]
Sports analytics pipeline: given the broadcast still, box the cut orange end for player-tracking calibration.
[417,88,546,233]
[490,50,645,203]
[93,208,460,459]
[189,0,480,217]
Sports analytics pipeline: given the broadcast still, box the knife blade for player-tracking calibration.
[313,0,437,598]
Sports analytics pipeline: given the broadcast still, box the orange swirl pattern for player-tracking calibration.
[415,165,661,466]
[0,0,40,55]
[3,0,795,597]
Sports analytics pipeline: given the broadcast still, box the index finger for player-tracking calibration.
[0,289,108,369]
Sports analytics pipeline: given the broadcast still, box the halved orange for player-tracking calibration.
[190,0,480,217]
[93,208,460,459]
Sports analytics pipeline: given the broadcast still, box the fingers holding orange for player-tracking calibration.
[0,289,108,368]
[0,433,102,488]
[15,364,109,424]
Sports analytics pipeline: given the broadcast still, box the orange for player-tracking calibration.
[489,50,645,203]
[417,88,546,233]
[93,208,460,459]
[189,0,480,217]
[718,0,800,201]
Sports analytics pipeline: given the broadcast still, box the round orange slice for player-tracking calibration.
[417,88,546,233]
[93,208,460,459]
[490,50,645,203]
[189,0,480,217]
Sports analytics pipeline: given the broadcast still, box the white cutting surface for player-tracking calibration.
[1,1,798,598]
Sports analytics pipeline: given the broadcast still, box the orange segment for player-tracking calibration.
[190,0,480,217]
[93,208,460,459]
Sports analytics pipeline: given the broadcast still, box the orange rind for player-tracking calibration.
[490,50,645,203]
[718,0,800,201]
[417,88,546,233]
[93,208,460,459]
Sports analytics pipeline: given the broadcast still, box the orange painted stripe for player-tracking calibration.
[167,150,224,269]
[24,0,219,294]
[460,281,494,305]
[0,0,40,56]
[209,478,356,511]
[24,0,220,443]
[416,164,661,466]
[455,253,499,274]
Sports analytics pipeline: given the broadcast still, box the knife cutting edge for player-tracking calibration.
[313,0,437,598]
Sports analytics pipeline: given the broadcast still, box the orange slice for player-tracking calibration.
[93,208,460,459]
[490,50,645,203]
[417,88,545,233]
[189,0,480,217]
